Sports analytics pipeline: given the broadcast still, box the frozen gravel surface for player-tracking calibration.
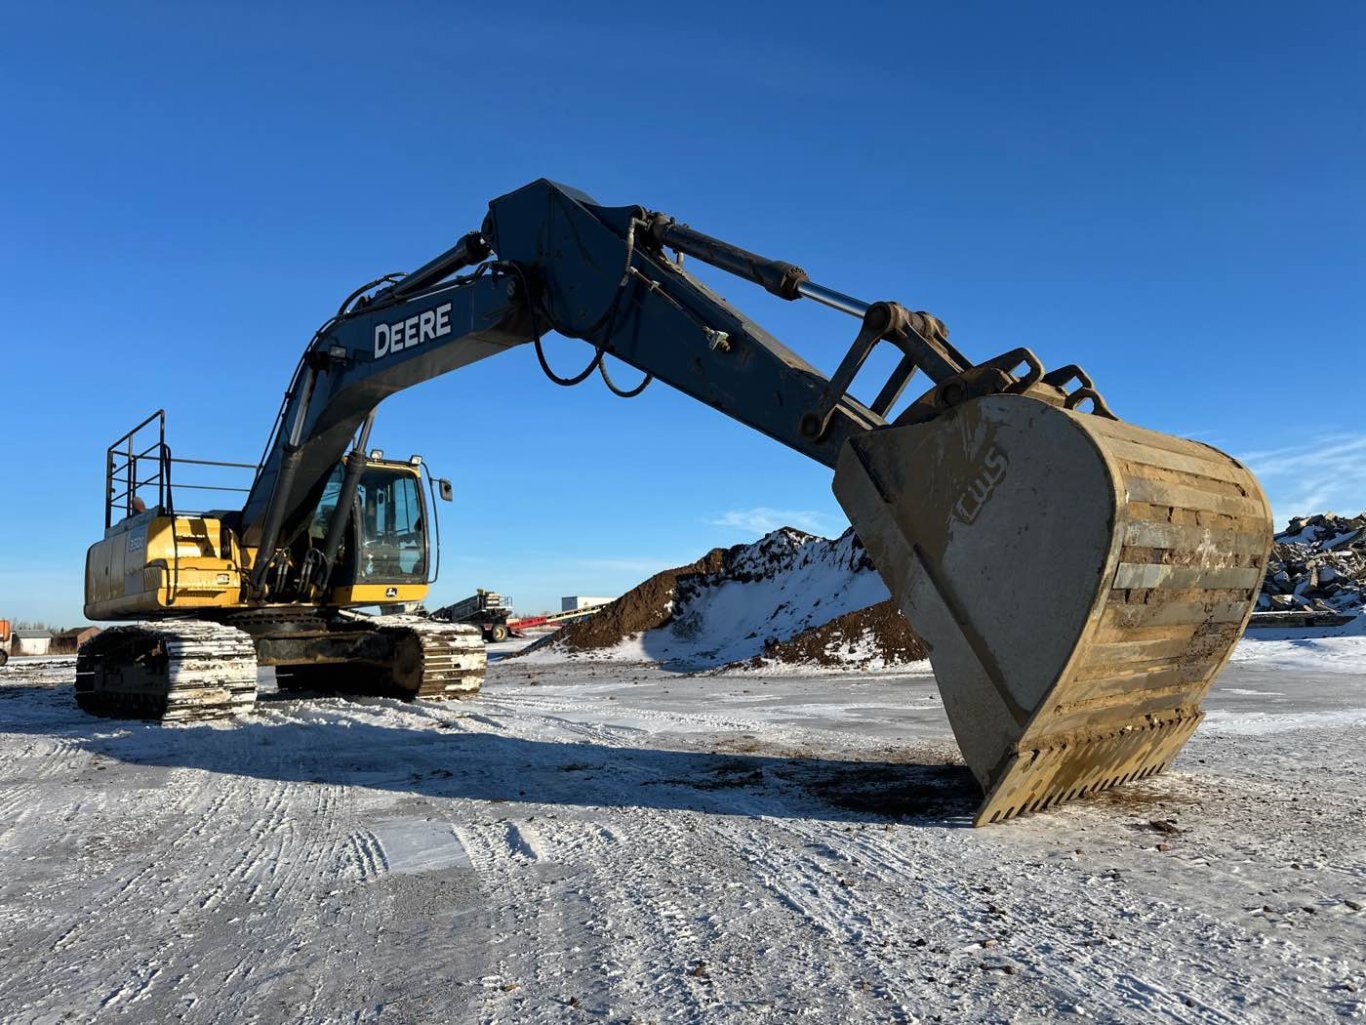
[0,637,1363,1024]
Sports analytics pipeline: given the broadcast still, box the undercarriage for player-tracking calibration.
[74,610,484,721]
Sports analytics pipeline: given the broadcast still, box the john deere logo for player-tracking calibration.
[385,587,399,598]
[374,303,453,359]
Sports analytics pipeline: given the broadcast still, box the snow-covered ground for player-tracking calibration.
[1,635,1364,1024]
[1232,616,1366,674]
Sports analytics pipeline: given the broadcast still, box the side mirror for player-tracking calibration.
[438,478,454,502]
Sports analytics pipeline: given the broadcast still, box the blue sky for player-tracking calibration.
[2,2,1363,625]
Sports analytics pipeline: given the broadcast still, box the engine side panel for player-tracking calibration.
[85,514,242,620]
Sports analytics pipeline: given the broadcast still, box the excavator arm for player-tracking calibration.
[231,178,1271,824]
[247,180,1057,590]
[243,180,887,569]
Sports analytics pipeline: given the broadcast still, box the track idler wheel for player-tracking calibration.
[834,394,1272,825]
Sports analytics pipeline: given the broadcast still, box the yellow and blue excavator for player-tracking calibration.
[80,180,1273,825]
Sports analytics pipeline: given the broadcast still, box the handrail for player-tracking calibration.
[167,483,254,493]
[105,411,166,528]
[171,456,260,470]
[102,410,268,608]
[103,411,261,529]
[106,409,166,453]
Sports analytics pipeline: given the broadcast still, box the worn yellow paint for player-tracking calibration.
[84,515,242,620]
[834,395,1273,826]
[329,583,429,606]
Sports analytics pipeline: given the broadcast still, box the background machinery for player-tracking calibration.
[79,179,1272,824]
[430,591,613,641]
[432,590,518,643]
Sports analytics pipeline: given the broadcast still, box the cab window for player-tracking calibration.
[311,466,344,542]
[355,468,427,581]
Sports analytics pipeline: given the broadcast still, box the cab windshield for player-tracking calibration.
[312,465,428,583]
[356,466,427,581]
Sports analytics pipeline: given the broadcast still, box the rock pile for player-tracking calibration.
[1258,513,1366,615]
[529,508,1366,669]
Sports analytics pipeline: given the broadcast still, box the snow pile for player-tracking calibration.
[1258,512,1366,616]
[526,527,915,669]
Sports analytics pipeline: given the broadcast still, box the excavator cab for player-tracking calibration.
[315,455,441,608]
[84,412,449,618]
[79,417,482,720]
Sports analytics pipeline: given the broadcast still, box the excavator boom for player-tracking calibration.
[82,179,1273,825]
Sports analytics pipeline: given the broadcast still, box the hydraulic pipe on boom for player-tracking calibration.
[250,361,323,595]
[644,210,873,318]
[305,410,377,597]
[795,280,872,318]
[376,231,492,304]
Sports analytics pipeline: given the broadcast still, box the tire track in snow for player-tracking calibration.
[1,763,242,1016]
[4,701,366,1024]
[456,808,724,1022]
[490,665,1348,1023]
[753,813,1324,1024]
[342,828,390,882]
[563,812,720,1021]
[0,735,92,840]
[699,816,942,1021]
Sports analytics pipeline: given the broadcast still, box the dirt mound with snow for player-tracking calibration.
[737,599,927,670]
[1259,512,1365,616]
[550,548,730,650]
[524,527,919,669]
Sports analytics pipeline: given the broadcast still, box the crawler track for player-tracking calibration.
[75,621,258,722]
[272,614,485,702]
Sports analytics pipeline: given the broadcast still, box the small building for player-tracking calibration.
[561,596,614,612]
[12,629,53,656]
[52,627,102,654]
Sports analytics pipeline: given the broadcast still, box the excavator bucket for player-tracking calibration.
[834,394,1272,825]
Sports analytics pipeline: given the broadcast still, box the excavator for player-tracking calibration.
[79,180,1273,825]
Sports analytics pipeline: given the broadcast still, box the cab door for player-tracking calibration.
[328,463,431,606]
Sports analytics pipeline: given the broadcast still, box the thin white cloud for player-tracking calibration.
[1238,433,1366,523]
[708,507,836,536]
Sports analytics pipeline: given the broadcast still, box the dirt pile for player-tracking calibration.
[524,527,913,668]
[1259,513,1366,615]
[740,599,927,670]
[543,547,730,651]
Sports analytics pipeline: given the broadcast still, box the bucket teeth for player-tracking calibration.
[975,710,1203,825]
[834,394,1272,825]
